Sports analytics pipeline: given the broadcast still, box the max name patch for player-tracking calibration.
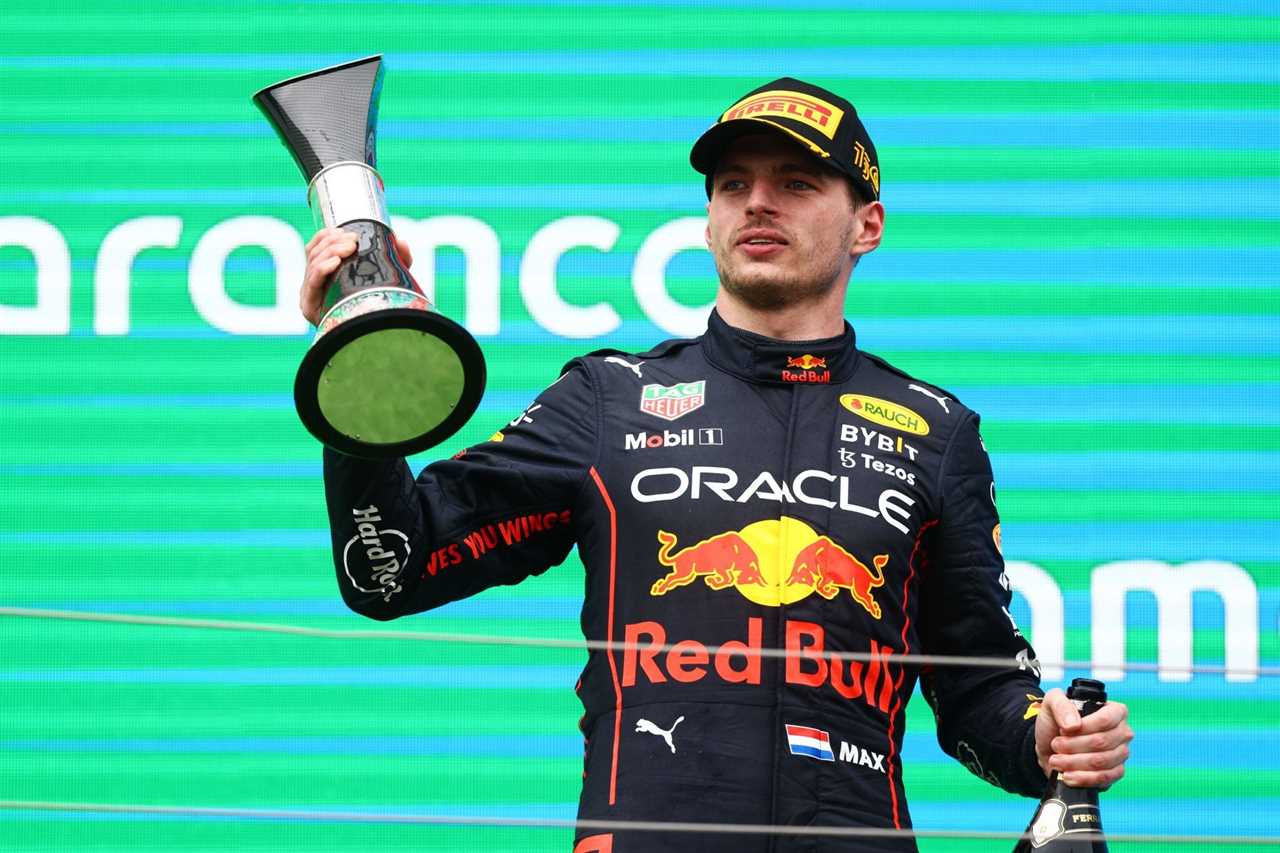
[784,724,886,773]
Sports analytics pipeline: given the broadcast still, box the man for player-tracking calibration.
[302,78,1132,852]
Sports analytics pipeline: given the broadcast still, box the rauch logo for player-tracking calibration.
[840,394,929,436]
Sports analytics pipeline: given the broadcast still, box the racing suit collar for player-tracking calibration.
[701,309,859,386]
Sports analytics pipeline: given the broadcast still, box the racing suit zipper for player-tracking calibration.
[768,384,802,852]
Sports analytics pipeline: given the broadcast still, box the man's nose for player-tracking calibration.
[744,181,779,215]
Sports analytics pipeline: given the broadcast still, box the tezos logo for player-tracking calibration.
[344,506,411,602]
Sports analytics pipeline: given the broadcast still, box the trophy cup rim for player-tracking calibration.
[251,54,384,102]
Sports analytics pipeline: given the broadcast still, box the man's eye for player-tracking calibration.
[787,180,815,190]
[721,179,746,191]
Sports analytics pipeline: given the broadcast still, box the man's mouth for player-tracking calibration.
[736,229,789,247]
[736,229,789,258]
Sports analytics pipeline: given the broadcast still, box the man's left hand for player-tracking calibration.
[1034,688,1133,789]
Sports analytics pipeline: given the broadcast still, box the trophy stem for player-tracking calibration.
[308,162,390,230]
[319,220,415,312]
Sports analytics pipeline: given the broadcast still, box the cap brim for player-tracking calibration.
[690,117,834,175]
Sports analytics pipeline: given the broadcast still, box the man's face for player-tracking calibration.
[705,133,867,311]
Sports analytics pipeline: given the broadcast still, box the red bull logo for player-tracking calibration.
[651,530,765,595]
[788,537,888,618]
[786,354,827,370]
[650,517,888,619]
[782,354,831,383]
[621,617,896,713]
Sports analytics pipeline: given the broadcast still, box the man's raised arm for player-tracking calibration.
[304,228,599,620]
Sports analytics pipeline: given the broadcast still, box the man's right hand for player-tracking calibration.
[300,227,415,326]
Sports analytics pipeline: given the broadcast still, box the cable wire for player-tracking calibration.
[1,800,1277,846]
[3,607,1275,845]
[1,606,1275,678]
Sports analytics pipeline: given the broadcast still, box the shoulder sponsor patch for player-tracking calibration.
[839,394,929,436]
[640,380,706,421]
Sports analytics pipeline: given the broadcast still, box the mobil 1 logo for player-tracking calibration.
[625,427,723,451]
[344,505,411,602]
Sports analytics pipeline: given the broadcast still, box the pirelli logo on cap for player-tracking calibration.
[721,90,844,140]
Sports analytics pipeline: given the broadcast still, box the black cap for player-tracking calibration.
[690,77,880,203]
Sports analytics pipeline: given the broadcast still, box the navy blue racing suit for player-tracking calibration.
[324,310,1046,852]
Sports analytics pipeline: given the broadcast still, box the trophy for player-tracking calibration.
[253,55,485,458]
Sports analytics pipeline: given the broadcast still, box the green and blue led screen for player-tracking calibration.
[0,1,1277,850]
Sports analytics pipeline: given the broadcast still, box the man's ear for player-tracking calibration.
[852,201,885,256]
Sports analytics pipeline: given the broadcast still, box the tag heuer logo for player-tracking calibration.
[640,381,706,421]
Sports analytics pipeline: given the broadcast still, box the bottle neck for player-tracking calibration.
[1047,770,1102,806]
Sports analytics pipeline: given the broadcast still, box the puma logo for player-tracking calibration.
[908,383,951,413]
[635,715,684,753]
[604,356,644,378]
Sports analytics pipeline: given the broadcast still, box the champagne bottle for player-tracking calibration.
[1013,678,1109,852]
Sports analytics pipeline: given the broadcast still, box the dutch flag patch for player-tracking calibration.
[784,724,835,762]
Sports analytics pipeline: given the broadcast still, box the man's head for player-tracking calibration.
[692,79,884,313]
[691,77,881,206]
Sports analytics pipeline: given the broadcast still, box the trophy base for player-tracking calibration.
[295,301,486,458]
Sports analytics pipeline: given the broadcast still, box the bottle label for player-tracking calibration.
[1030,798,1103,848]
[1029,798,1066,848]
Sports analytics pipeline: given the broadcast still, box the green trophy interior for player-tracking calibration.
[316,327,466,444]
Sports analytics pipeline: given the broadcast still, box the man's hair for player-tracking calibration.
[848,180,871,210]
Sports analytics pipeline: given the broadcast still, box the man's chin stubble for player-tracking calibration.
[719,268,834,311]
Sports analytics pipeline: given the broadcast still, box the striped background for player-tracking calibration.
[1,1,1277,850]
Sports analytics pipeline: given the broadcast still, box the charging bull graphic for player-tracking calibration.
[650,519,888,618]
[651,530,766,595]
[788,537,888,618]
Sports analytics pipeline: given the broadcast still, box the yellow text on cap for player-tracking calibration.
[721,90,844,140]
